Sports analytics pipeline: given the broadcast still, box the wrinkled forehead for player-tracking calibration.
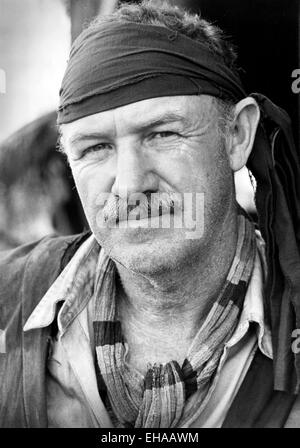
[60,95,218,144]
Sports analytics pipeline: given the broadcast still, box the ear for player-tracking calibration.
[227,97,260,172]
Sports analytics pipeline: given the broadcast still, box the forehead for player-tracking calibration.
[61,95,217,143]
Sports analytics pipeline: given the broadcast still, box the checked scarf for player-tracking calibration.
[93,210,256,428]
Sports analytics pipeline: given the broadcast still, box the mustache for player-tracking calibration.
[101,191,182,225]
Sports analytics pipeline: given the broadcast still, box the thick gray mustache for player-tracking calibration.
[102,192,181,225]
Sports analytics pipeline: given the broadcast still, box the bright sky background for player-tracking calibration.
[0,0,71,143]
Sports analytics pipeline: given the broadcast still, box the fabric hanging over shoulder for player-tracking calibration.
[248,93,300,393]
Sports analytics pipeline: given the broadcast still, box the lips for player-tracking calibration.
[102,193,178,226]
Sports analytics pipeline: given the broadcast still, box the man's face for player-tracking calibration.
[61,95,234,274]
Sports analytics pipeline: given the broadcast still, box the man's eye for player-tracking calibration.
[151,131,178,139]
[81,143,113,157]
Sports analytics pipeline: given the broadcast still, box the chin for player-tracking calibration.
[95,227,204,276]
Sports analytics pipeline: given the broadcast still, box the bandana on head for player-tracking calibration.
[57,22,246,124]
[58,19,300,394]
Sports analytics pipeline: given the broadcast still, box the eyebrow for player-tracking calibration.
[69,131,111,147]
[133,112,187,132]
[68,112,186,147]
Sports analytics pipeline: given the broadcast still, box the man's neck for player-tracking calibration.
[115,207,238,373]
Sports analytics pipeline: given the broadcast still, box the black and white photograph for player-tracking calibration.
[0,0,300,434]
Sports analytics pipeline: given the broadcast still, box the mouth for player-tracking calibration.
[122,203,174,220]
[119,211,178,229]
[102,195,177,227]
[95,192,204,239]
[103,208,176,229]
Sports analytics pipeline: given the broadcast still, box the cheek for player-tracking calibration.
[158,140,227,194]
[70,163,113,222]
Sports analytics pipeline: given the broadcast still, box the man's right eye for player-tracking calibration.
[84,143,112,153]
[78,143,114,159]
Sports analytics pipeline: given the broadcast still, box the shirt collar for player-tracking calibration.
[23,234,99,334]
[23,231,272,358]
[226,231,272,359]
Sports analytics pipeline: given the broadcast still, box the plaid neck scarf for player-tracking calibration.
[93,210,256,428]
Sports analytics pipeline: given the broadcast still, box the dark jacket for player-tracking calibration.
[0,232,298,427]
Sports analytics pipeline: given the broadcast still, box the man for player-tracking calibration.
[1,0,300,428]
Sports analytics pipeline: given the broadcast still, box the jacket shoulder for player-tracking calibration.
[0,231,91,323]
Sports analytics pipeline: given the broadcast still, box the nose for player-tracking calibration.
[111,142,158,197]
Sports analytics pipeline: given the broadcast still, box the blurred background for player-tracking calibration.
[0,0,299,249]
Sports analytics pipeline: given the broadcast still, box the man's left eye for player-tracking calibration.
[151,131,178,139]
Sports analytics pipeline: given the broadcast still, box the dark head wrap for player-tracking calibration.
[247,94,300,393]
[58,21,300,394]
[57,22,246,123]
